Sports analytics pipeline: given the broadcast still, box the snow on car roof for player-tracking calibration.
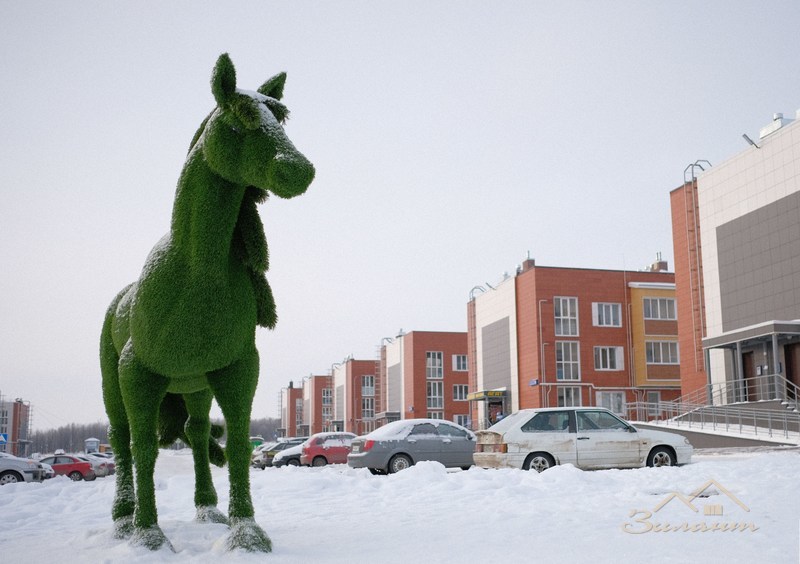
[364,418,469,441]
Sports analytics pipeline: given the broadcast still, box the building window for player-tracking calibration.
[362,375,375,397]
[646,341,679,364]
[453,354,468,371]
[646,391,661,416]
[554,297,579,336]
[556,341,580,380]
[557,386,582,407]
[597,391,626,415]
[643,297,676,320]
[592,303,621,327]
[426,351,444,379]
[361,397,374,419]
[453,384,469,401]
[593,346,624,371]
[322,388,332,405]
[322,406,332,419]
[427,381,444,408]
[427,411,444,420]
[454,414,469,427]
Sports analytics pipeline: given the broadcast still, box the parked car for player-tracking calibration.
[348,419,476,474]
[272,443,305,467]
[0,452,46,485]
[39,454,97,481]
[76,454,111,477]
[83,453,116,476]
[300,432,357,467]
[40,462,55,479]
[252,438,307,469]
[473,407,693,472]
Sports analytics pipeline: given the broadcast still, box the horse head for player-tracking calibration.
[200,53,315,199]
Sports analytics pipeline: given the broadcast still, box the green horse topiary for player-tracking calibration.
[99,53,314,552]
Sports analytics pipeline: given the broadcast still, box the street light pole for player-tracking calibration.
[538,299,548,407]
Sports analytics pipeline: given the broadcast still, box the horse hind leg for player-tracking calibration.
[100,307,135,539]
[182,389,227,524]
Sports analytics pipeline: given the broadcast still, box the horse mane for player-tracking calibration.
[234,187,277,329]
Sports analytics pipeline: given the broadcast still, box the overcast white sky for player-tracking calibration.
[2,2,800,430]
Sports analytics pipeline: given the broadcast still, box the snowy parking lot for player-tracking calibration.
[1,447,798,563]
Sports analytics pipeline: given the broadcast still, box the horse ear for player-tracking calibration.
[211,53,237,107]
[258,72,287,101]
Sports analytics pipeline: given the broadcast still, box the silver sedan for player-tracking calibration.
[348,419,476,474]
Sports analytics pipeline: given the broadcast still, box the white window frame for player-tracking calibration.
[597,391,626,415]
[556,341,581,380]
[322,388,332,406]
[361,375,375,397]
[454,414,469,427]
[427,411,444,420]
[426,351,444,379]
[554,297,579,336]
[453,384,469,401]
[452,354,468,372]
[643,297,676,320]
[593,346,624,371]
[361,397,374,419]
[427,380,444,408]
[557,386,582,407]
[592,302,622,327]
[646,341,680,365]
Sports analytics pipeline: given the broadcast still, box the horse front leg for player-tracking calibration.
[208,349,271,553]
[118,342,172,551]
[183,389,228,524]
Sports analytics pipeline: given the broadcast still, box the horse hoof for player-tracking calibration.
[130,524,175,552]
[113,515,134,539]
[226,517,272,553]
[196,505,229,525]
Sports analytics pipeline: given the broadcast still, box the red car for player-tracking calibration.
[300,432,356,466]
[39,455,96,481]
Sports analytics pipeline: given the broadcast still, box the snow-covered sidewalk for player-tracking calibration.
[1,448,798,563]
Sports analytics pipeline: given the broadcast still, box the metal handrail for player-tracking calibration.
[673,373,800,411]
[626,401,800,443]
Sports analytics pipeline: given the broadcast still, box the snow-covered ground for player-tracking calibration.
[2,448,798,563]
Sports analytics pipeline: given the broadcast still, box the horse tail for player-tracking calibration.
[158,393,226,467]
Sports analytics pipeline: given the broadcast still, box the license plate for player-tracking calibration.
[352,445,361,453]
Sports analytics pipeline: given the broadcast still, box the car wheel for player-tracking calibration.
[388,454,412,474]
[460,465,472,471]
[287,458,300,466]
[524,452,555,473]
[0,471,22,485]
[85,474,97,481]
[368,468,385,475]
[647,447,675,467]
[69,471,83,481]
[312,456,327,467]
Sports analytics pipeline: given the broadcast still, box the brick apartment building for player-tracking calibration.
[278,383,304,438]
[468,259,681,429]
[301,374,333,435]
[332,358,378,435]
[376,331,470,428]
[0,394,32,457]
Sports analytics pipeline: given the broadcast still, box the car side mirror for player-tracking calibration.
[627,426,637,433]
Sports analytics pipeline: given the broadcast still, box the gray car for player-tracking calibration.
[0,452,46,485]
[348,419,476,474]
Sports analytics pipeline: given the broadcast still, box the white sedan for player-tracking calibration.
[474,407,693,472]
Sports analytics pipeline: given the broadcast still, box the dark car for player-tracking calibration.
[252,438,307,469]
[39,455,96,481]
[348,419,476,474]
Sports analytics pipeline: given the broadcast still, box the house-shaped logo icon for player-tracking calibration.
[653,479,750,516]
